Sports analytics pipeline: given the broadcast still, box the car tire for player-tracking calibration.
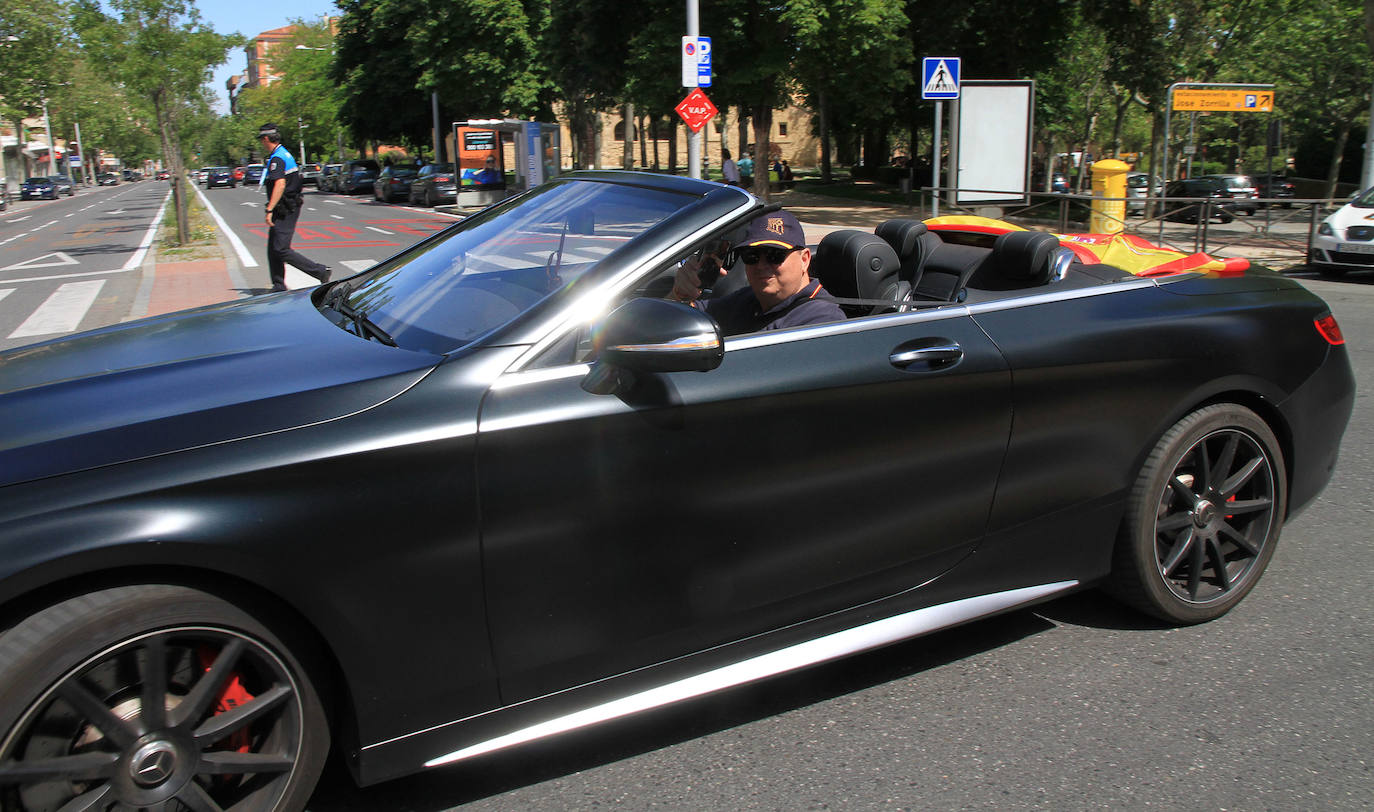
[0,584,330,812]
[425,188,435,208]
[1314,264,1349,278]
[1108,403,1286,624]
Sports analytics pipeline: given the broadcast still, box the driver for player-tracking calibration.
[670,210,842,335]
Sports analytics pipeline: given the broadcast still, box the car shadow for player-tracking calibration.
[307,605,1072,810]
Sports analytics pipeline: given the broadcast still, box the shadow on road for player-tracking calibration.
[306,589,1168,810]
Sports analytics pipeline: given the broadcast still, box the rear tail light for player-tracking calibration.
[436,175,452,182]
[1315,314,1345,345]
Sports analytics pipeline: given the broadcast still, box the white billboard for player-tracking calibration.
[954,80,1034,206]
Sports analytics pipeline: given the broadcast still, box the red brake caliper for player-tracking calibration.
[198,646,255,753]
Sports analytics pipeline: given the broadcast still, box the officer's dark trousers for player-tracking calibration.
[267,205,329,290]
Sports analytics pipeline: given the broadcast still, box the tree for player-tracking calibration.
[0,0,71,180]
[73,0,239,244]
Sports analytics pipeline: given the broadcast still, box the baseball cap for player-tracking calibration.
[739,211,805,250]
[257,123,279,138]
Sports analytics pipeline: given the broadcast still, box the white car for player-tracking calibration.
[1126,172,1163,214]
[1309,187,1374,277]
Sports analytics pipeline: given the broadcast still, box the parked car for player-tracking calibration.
[233,166,246,183]
[301,163,323,187]
[243,164,265,185]
[204,166,236,188]
[47,175,75,196]
[1126,172,1163,214]
[19,177,58,200]
[1202,174,1258,215]
[1162,178,1237,223]
[192,167,210,185]
[0,172,1353,810]
[156,169,170,180]
[1309,185,1374,277]
[337,158,380,194]
[96,172,120,186]
[121,169,140,181]
[319,163,342,192]
[409,162,458,206]
[373,162,420,203]
[1254,173,1296,208]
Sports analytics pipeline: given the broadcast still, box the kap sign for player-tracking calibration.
[675,88,718,133]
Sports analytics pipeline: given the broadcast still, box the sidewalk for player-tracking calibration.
[127,218,256,321]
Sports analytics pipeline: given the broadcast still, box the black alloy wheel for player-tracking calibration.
[1109,404,1286,624]
[0,585,328,811]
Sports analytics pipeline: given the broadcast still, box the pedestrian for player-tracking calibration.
[721,149,741,186]
[257,123,331,292]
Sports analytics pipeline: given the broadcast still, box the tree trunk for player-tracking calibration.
[751,104,773,199]
[638,113,647,168]
[1325,121,1353,205]
[668,118,678,174]
[820,90,832,183]
[152,93,189,245]
[623,103,634,169]
[651,116,660,170]
[737,108,749,159]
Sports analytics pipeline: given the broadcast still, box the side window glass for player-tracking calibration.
[524,229,743,370]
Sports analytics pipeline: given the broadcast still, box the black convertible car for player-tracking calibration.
[0,172,1354,810]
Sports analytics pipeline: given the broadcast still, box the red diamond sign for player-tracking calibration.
[675,88,718,133]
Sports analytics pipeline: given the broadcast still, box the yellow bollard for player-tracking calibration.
[1089,159,1131,234]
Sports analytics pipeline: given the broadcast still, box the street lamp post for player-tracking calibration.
[298,116,305,164]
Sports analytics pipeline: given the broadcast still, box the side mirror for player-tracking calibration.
[581,298,723,395]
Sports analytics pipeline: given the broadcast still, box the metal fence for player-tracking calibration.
[918,188,1338,270]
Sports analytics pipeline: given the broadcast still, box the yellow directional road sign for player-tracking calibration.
[1173,88,1274,112]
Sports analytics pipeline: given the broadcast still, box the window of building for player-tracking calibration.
[778,121,789,137]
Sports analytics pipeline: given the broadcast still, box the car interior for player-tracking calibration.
[683,218,1135,317]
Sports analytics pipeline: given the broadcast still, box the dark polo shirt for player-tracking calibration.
[701,279,844,336]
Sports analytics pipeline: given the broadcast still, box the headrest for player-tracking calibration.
[991,231,1060,284]
[812,230,902,300]
[875,219,929,258]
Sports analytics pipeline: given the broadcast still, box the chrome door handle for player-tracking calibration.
[890,343,962,369]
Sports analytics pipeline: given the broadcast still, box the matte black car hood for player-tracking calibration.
[0,292,440,488]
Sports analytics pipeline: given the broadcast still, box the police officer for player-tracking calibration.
[258,123,330,292]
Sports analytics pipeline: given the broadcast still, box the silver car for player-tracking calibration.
[1126,172,1163,214]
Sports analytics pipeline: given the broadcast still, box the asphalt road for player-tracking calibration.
[194,182,458,289]
[0,182,166,350]
[308,275,1374,810]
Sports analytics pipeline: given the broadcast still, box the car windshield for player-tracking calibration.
[330,178,701,354]
[1351,188,1374,207]
[25,178,48,184]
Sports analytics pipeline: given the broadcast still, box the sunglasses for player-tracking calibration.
[740,246,802,265]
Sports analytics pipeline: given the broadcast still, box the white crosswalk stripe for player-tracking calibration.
[8,280,106,339]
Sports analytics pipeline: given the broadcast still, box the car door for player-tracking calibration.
[476,309,1013,701]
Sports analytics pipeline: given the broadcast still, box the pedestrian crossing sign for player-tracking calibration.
[922,57,961,100]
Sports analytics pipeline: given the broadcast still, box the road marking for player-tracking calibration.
[1,267,129,284]
[366,226,393,234]
[0,289,12,304]
[241,201,258,207]
[330,214,344,220]
[192,183,259,268]
[341,259,374,272]
[1,252,80,272]
[8,279,106,338]
[122,190,171,271]
[65,212,76,217]
[323,199,344,205]
[108,208,126,214]
[9,216,30,223]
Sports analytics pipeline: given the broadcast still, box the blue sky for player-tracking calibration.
[197,0,338,113]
